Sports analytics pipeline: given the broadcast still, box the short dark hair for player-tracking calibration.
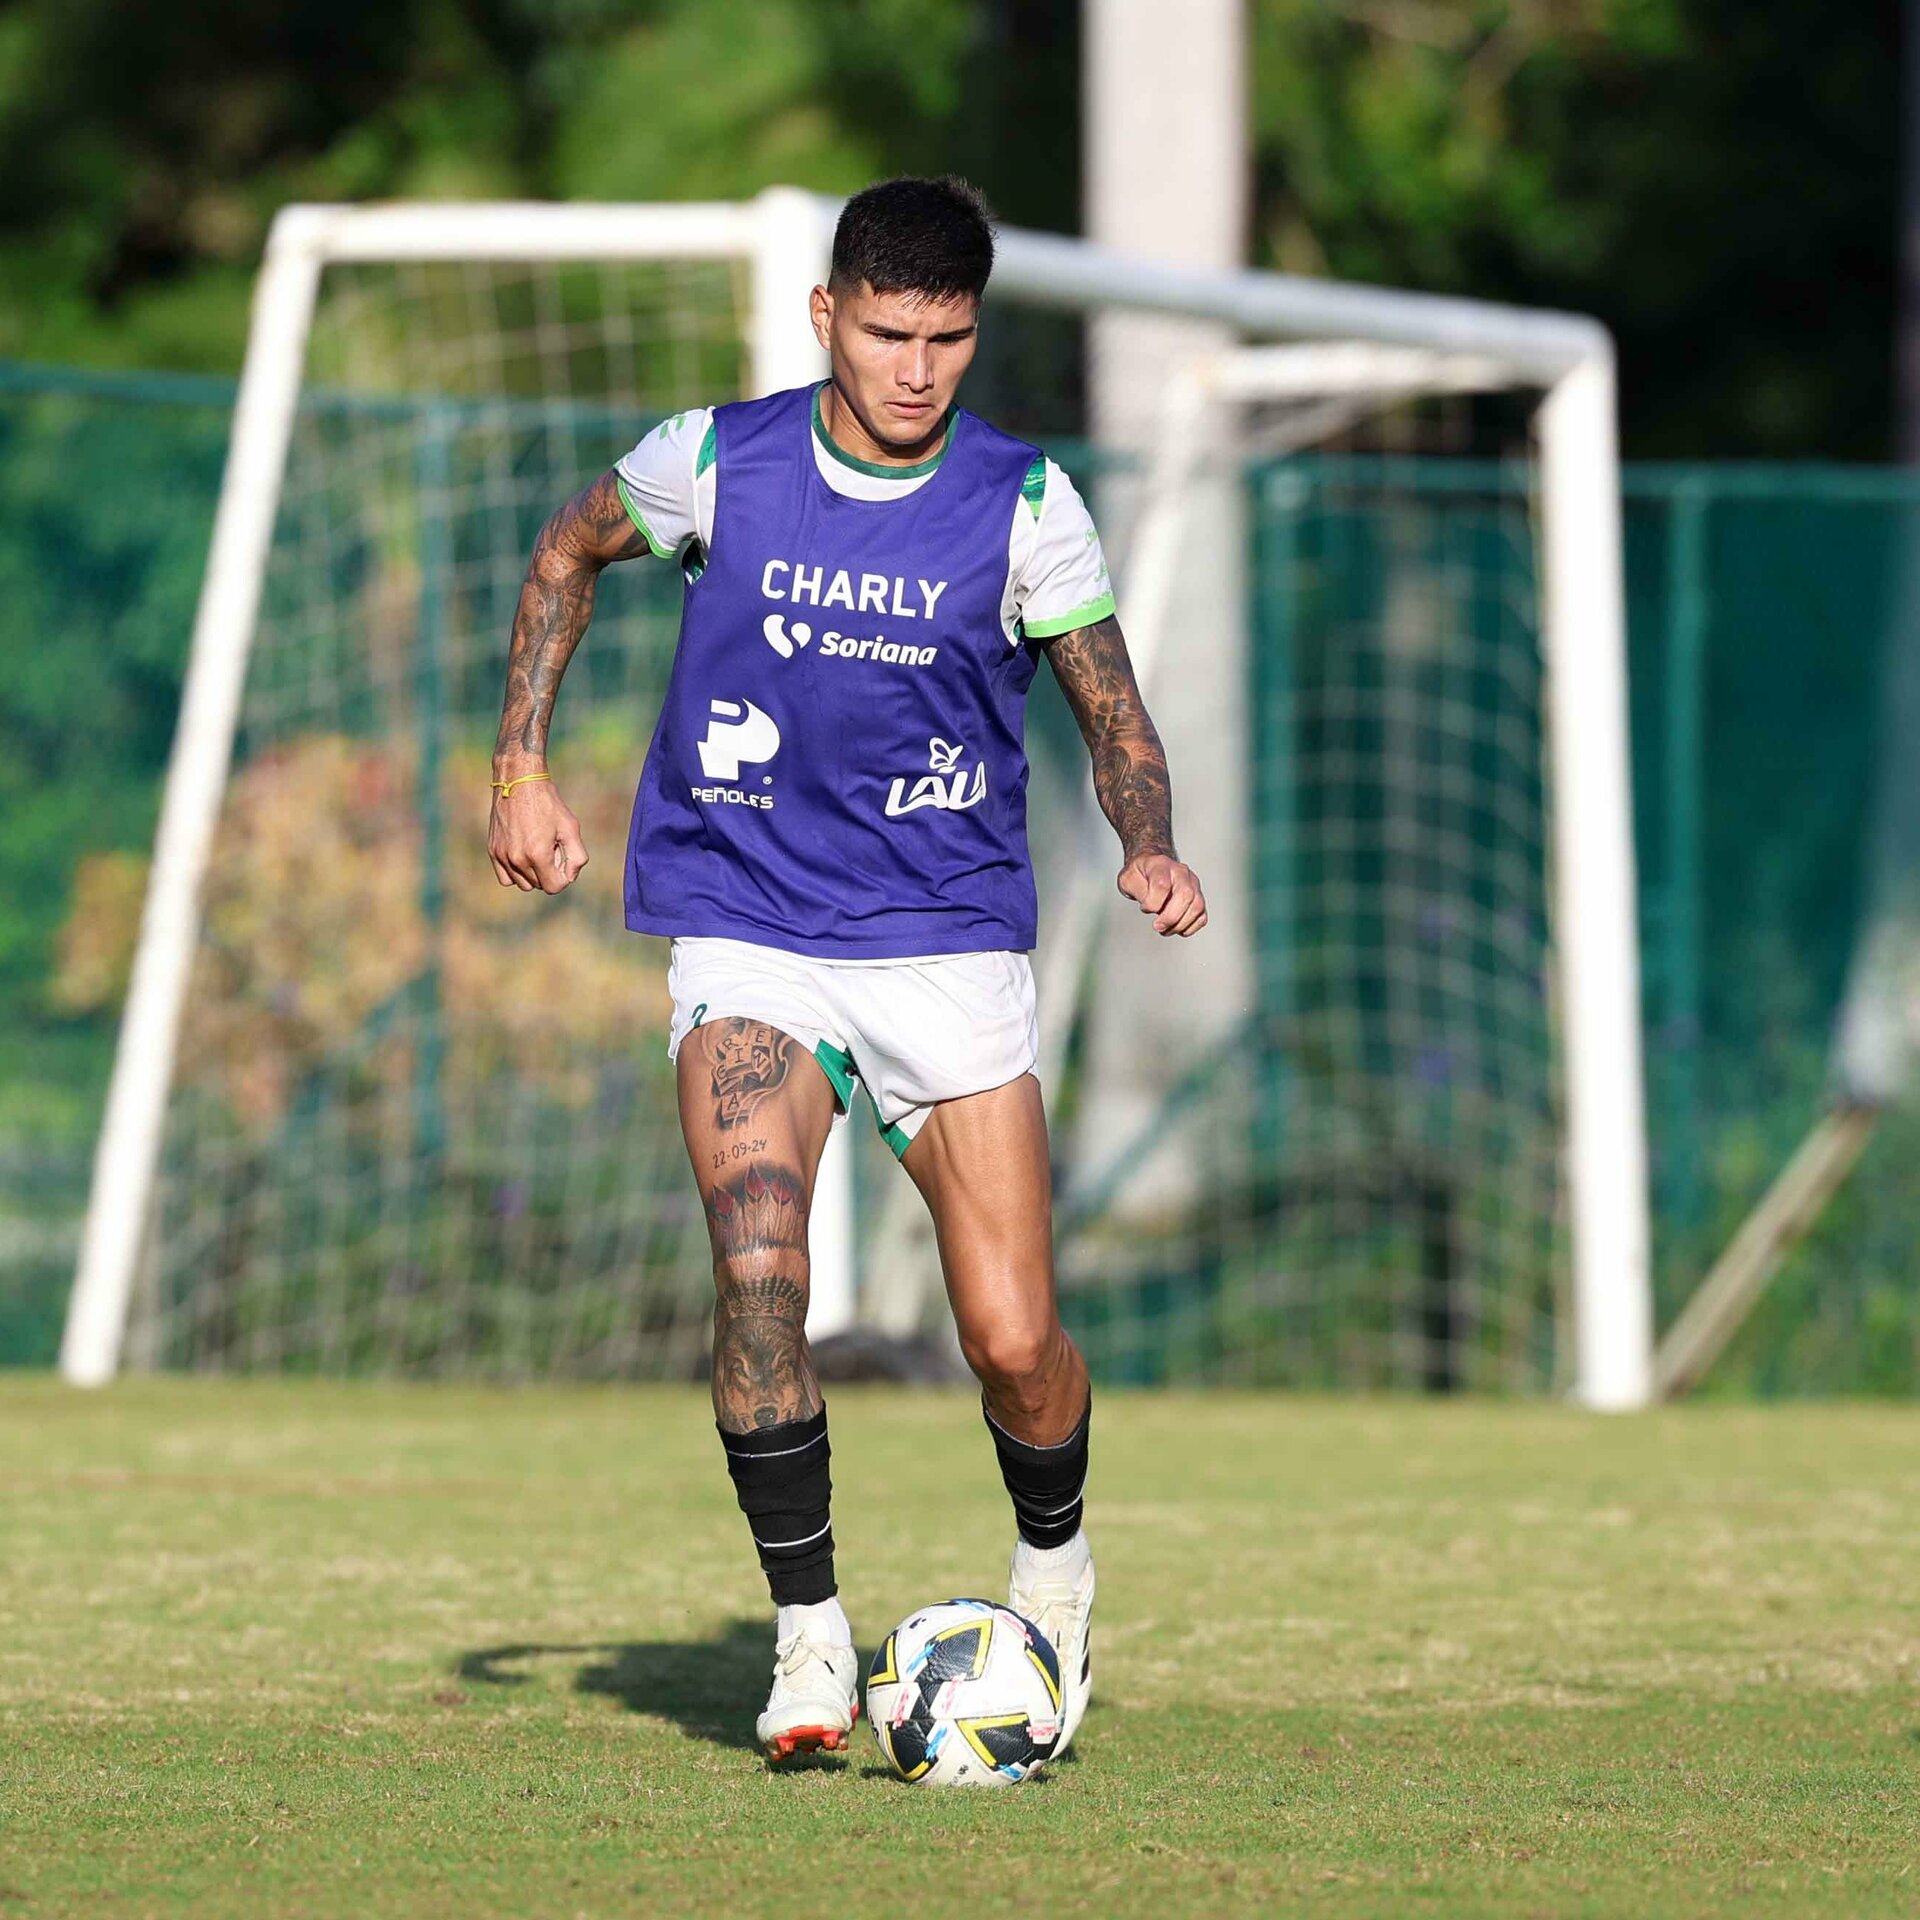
[830,175,995,304]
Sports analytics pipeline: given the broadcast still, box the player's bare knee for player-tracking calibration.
[961,1317,1062,1410]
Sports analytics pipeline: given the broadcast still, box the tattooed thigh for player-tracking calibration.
[706,1019,799,1130]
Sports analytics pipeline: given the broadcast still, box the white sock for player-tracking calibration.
[777,1595,852,1647]
[1013,1529,1091,1585]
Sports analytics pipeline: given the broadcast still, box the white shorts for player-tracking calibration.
[666,938,1038,1157]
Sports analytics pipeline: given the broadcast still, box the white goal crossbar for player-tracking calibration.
[62,187,1651,1408]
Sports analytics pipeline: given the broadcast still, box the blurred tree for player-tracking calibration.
[1252,0,1901,456]
[0,0,1890,453]
[0,0,1077,371]
[0,0,529,368]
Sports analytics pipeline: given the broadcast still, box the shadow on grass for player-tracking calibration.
[457,1622,851,1761]
[458,1626,1086,1777]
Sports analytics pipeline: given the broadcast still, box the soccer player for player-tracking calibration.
[487,176,1206,1762]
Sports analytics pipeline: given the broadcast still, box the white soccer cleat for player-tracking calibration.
[755,1629,860,1761]
[1009,1539,1094,1758]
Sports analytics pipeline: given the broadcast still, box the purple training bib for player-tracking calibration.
[624,385,1044,957]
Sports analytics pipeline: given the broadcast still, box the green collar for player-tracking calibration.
[811,383,956,480]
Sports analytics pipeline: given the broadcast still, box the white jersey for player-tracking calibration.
[615,393,1117,644]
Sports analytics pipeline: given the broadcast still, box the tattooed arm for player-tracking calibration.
[1045,613,1208,937]
[488,471,654,894]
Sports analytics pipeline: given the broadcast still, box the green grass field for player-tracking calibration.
[3,1381,1916,1916]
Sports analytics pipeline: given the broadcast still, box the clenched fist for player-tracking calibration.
[1117,852,1207,936]
[489,777,589,894]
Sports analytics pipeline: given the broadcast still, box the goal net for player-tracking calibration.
[63,191,1650,1404]
[1045,350,1565,1395]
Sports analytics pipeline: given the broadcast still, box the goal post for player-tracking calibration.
[62,190,1650,1406]
[60,227,324,1388]
[909,262,1647,1408]
[987,225,1647,1408]
[62,189,847,1387]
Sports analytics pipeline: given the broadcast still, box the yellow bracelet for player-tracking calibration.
[491,771,553,798]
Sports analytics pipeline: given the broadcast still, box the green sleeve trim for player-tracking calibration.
[696,421,716,479]
[1021,454,1047,521]
[614,474,675,559]
[1021,590,1117,640]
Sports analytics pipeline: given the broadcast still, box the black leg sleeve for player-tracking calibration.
[718,1406,836,1605]
[984,1397,1090,1550]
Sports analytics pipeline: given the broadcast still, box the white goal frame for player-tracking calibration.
[61,187,1652,1408]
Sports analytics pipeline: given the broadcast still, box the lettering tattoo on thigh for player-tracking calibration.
[706,1162,819,1430]
[707,1020,796,1130]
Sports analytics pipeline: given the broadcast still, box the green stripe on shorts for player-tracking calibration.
[812,1039,856,1113]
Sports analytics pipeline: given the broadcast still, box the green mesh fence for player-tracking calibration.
[1624,469,1920,1394]
[1055,456,1560,1391]
[0,366,233,1365]
[1,358,1915,1391]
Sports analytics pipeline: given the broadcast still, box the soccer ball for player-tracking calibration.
[866,1598,1063,1786]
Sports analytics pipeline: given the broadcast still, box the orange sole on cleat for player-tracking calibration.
[768,1727,842,1758]
[764,1700,860,1761]
[766,1725,849,1758]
